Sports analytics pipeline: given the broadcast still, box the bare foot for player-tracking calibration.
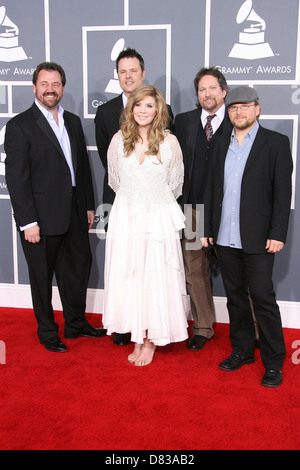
[134,342,156,367]
[128,343,142,363]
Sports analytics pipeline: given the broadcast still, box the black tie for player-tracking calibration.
[205,114,216,141]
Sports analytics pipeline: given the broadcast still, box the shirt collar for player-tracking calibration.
[122,93,128,108]
[35,98,64,120]
[201,104,225,124]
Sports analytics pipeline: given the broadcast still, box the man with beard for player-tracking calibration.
[5,62,106,353]
[202,86,293,387]
[175,67,232,351]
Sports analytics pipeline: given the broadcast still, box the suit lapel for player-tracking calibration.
[116,94,124,129]
[32,103,77,172]
[63,111,77,172]
[187,109,202,180]
[220,125,265,179]
[243,125,266,174]
[32,103,65,157]
[116,93,124,112]
[219,133,231,184]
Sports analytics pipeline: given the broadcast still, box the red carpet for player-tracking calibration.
[0,307,300,450]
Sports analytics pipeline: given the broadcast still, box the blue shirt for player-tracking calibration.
[217,121,259,249]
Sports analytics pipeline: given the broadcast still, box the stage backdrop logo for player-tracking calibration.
[209,0,300,83]
[83,25,171,118]
[0,124,7,194]
[229,0,274,60]
[0,0,47,83]
[0,6,27,63]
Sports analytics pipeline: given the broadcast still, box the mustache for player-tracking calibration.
[43,92,58,97]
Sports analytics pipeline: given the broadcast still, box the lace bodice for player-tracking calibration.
[107,131,184,203]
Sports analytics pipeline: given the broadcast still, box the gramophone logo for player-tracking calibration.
[105,38,125,95]
[229,0,274,60]
[0,125,6,176]
[0,6,27,62]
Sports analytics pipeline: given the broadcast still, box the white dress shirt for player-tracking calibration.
[20,100,75,231]
[201,104,225,134]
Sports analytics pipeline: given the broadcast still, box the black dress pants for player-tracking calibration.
[215,245,286,369]
[20,192,92,342]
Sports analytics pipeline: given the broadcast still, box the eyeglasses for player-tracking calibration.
[228,104,257,112]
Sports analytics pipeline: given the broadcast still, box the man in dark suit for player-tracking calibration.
[175,67,232,351]
[5,62,106,353]
[203,86,293,387]
[95,48,173,346]
[95,48,146,208]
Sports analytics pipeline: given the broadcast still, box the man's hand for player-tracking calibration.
[201,237,214,248]
[24,225,41,244]
[87,211,95,230]
[266,239,284,253]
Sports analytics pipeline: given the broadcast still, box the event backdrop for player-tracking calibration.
[0,0,299,327]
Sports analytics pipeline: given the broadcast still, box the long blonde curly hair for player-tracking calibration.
[120,85,169,162]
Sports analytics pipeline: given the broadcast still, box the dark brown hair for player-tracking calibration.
[32,62,66,87]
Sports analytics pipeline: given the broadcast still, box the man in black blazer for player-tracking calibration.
[95,48,174,206]
[203,86,293,387]
[95,48,174,346]
[175,67,232,351]
[95,48,146,208]
[5,62,106,353]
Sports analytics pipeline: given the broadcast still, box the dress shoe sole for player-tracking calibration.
[65,330,107,339]
[187,336,213,351]
[113,339,130,346]
[219,357,255,371]
[261,370,283,388]
[41,344,68,353]
[43,347,68,353]
[261,379,282,388]
[65,334,105,339]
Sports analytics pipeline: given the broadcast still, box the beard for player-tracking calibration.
[231,116,256,131]
[37,92,62,110]
[201,97,218,112]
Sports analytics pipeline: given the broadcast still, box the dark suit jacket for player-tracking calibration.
[175,107,232,207]
[204,125,293,254]
[94,94,123,205]
[5,103,95,235]
[94,93,174,205]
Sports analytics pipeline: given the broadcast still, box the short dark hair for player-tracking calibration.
[194,67,228,104]
[116,48,145,72]
[32,62,66,87]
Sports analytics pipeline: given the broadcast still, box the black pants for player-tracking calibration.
[215,245,286,369]
[20,193,92,342]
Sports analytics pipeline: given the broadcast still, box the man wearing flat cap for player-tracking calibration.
[202,86,293,387]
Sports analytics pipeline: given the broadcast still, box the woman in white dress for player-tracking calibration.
[103,85,189,366]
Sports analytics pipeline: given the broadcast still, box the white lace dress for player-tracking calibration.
[103,131,189,346]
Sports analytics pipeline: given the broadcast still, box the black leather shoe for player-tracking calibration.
[261,368,283,388]
[188,335,213,351]
[113,333,130,346]
[65,324,107,339]
[40,337,68,353]
[219,351,255,371]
